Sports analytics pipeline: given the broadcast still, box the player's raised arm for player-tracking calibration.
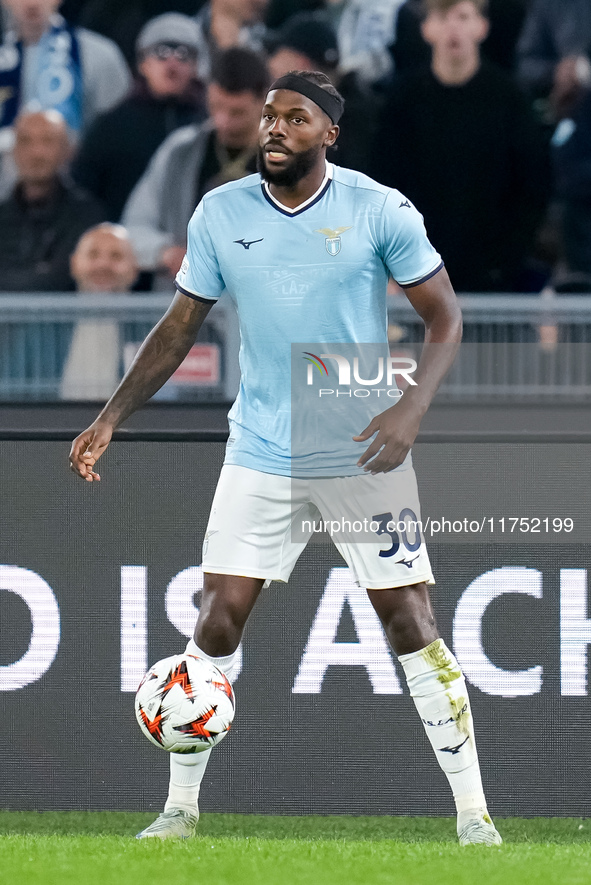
[69,291,213,480]
[355,266,462,473]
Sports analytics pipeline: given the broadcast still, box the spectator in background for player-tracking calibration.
[193,0,269,81]
[69,222,139,293]
[517,0,591,122]
[71,13,206,221]
[393,0,527,74]
[372,0,550,293]
[0,0,131,138]
[72,1,202,67]
[267,12,378,173]
[267,12,339,78]
[122,46,268,288]
[0,109,104,291]
[61,223,140,399]
[322,0,403,90]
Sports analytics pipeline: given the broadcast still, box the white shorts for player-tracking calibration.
[202,465,434,590]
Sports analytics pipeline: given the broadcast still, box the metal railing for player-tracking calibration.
[388,293,591,401]
[0,293,240,403]
[1,292,590,403]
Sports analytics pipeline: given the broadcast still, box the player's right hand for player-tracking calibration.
[69,421,114,481]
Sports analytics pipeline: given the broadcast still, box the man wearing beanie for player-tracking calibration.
[72,13,207,223]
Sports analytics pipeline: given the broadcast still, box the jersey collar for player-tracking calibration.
[261,161,333,217]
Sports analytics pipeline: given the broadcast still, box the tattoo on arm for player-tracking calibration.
[182,301,197,324]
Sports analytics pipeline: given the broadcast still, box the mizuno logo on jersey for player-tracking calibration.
[234,238,264,249]
[399,199,411,208]
[315,226,352,256]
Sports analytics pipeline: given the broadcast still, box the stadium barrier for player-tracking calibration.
[1,429,590,816]
[1,292,591,402]
[0,293,240,403]
[389,293,591,400]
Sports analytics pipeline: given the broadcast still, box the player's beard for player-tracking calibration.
[257,144,322,188]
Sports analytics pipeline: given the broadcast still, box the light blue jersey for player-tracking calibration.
[175,163,443,477]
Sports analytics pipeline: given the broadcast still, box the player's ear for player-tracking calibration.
[324,124,339,148]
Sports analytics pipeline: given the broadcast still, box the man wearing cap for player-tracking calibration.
[70,70,502,846]
[72,13,207,222]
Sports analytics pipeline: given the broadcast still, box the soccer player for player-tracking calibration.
[69,71,502,846]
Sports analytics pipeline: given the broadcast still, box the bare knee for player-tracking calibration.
[195,573,263,656]
[196,607,240,656]
[367,582,439,656]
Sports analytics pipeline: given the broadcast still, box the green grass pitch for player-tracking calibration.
[1,812,590,885]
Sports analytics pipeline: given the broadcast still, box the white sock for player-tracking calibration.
[185,637,240,683]
[164,750,210,816]
[399,638,488,817]
[163,640,239,816]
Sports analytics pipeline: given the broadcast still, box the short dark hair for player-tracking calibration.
[210,47,270,96]
[282,69,345,122]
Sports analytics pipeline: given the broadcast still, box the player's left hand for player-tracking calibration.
[353,400,422,474]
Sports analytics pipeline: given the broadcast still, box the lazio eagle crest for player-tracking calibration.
[315,226,353,256]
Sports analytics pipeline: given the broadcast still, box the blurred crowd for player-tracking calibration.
[0,0,589,297]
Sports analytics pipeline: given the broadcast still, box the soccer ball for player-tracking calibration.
[134,653,235,753]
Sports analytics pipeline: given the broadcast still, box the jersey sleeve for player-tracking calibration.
[175,199,225,303]
[380,190,444,288]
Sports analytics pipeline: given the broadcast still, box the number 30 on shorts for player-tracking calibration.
[372,509,421,558]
